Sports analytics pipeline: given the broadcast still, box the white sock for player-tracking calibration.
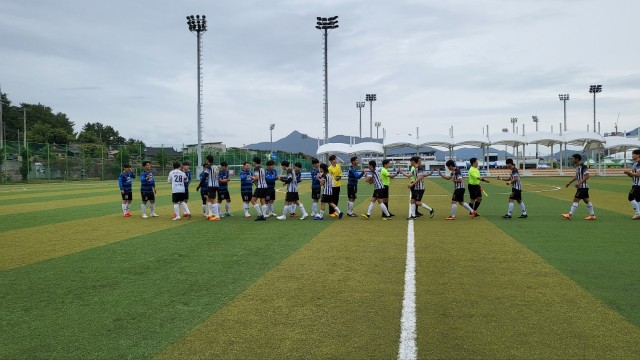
[507,202,514,215]
[586,202,595,215]
[141,203,146,215]
[254,204,263,216]
[225,202,231,214]
[291,204,297,214]
[334,206,342,214]
[347,201,354,214]
[367,202,375,216]
[312,202,318,215]
[173,204,180,216]
[462,202,474,213]
[122,203,127,213]
[420,203,433,211]
[281,205,289,218]
[150,203,155,213]
[262,204,268,215]
[319,210,324,217]
[519,202,526,214]
[298,204,308,216]
[569,202,579,215]
[202,204,207,215]
[411,203,416,217]
[182,202,189,214]
[243,203,250,215]
[213,203,220,217]
[631,200,639,214]
[450,203,457,217]
[208,203,214,216]
[380,203,390,217]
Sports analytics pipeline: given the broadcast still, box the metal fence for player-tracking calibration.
[0,141,314,183]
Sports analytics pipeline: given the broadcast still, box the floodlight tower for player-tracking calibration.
[366,94,377,139]
[356,101,365,139]
[558,94,569,132]
[532,116,539,159]
[269,123,275,154]
[186,14,207,170]
[374,121,381,139]
[316,16,339,142]
[589,85,602,133]
[510,117,518,133]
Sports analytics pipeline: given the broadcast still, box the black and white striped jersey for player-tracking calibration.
[576,164,589,189]
[254,166,267,189]
[368,168,384,190]
[510,168,522,190]
[633,162,640,186]
[413,166,425,190]
[206,166,219,188]
[286,169,298,193]
[451,168,464,189]
[322,174,334,195]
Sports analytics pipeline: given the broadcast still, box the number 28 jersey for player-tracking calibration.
[168,169,187,194]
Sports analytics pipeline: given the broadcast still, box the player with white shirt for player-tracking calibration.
[168,162,191,221]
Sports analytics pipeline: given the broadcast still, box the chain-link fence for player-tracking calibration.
[0,141,314,183]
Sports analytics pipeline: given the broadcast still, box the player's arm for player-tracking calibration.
[438,169,452,180]
[397,168,411,177]
[118,174,125,194]
[130,171,136,179]
[565,175,577,187]
[624,168,639,177]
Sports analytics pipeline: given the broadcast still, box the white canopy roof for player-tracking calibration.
[316,142,384,156]
[562,131,605,151]
[602,136,640,153]
[526,131,564,147]
[488,133,528,146]
[316,142,352,156]
[382,136,421,149]
[453,134,490,147]
[351,142,385,154]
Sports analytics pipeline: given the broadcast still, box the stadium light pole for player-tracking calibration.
[269,123,275,155]
[374,121,381,139]
[532,116,539,159]
[356,101,365,140]
[21,107,29,149]
[316,16,339,143]
[510,117,518,133]
[558,94,569,132]
[186,14,207,171]
[589,85,602,133]
[0,83,4,149]
[366,94,377,139]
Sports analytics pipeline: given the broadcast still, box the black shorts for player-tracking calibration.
[200,190,209,204]
[347,185,357,199]
[411,189,425,201]
[574,188,590,200]
[141,191,155,202]
[253,188,267,199]
[184,188,189,201]
[286,192,299,202]
[241,190,252,202]
[468,184,482,199]
[452,188,465,203]
[382,185,389,199]
[218,189,231,202]
[509,189,522,201]
[321,194,333,203]
[266,188,276,202]
[628,186,640,202]
[172,193,186,203]
[207,187,218,200]
[372,188,385,199]
[121,191,132,201]
[312,187,321,200]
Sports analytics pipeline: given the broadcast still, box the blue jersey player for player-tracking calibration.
[195,168,209,217]
[118,164,135,217]
[140,161,158,218]
[239,162,254,217]
[265,160,278,217]
[310,158,321,217]
[218,161,232,217]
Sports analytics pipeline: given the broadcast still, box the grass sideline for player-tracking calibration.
[1,176,639,359]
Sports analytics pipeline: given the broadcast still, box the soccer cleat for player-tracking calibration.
[219,213,225,218]
[471,211,478,218]
[244,213,252,218]
[633,214,640,220]
[445,216,456,220]
[502,214,512,219]
[338,212,344,219]
[276,215,287,220]
[474,213,480,217]
[209,216,220,221]
[389,213,396,217]
[415,212,424,218]
[518,214,528,218]
[151,213,159,217]
[300,214,308,220]
[407,216,416,220]
[264,214,270,218]
[361,214,370,220]
[429,209,435,218]
[172,215,181,221]
[184,213,192,219]
[124,212,132,217]
[123,213,128,217]
[225,212,232,217]
[314,216,324,220]
[290,213,298,218]
[329,213,338,217]
[562,213,572,220]
[254,215,266,221]
[584,215,596,220]
[347,213,357,217]
[382,216,392,221]
[142,214,148,219]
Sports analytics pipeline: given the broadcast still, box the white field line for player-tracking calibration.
[398,219,417,360]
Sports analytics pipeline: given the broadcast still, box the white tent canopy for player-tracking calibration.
[316,142,384,157]
[562,131,606,151]
[453,134,490,148]
[488,133,528,147]
[602,136,640,153]
[526,132,564,147]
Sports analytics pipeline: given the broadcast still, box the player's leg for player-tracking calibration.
[584,194,595,219]
[377,197,391,217]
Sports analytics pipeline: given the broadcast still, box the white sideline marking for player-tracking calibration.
[398,219,417,360]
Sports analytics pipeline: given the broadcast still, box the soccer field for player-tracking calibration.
[1,176,639,359]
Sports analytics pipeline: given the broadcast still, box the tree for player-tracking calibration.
[19,147,29,181]
[77,122,125,145]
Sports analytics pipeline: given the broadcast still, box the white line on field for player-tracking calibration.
[398,219,417,360]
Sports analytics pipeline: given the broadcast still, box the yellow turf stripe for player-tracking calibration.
[0,215,185,270]
[529,182,635,216]
[0,187,113,201]
[414,187,640,358]
[0,195,119,215]
[156,202,406,359]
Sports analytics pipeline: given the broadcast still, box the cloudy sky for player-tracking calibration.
[1,0,639,150]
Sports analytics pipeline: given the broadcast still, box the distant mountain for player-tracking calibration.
[245,131,513,160]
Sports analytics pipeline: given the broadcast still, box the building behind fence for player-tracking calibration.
[0,141,313,183]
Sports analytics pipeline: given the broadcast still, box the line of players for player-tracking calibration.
[118,149,640,221]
